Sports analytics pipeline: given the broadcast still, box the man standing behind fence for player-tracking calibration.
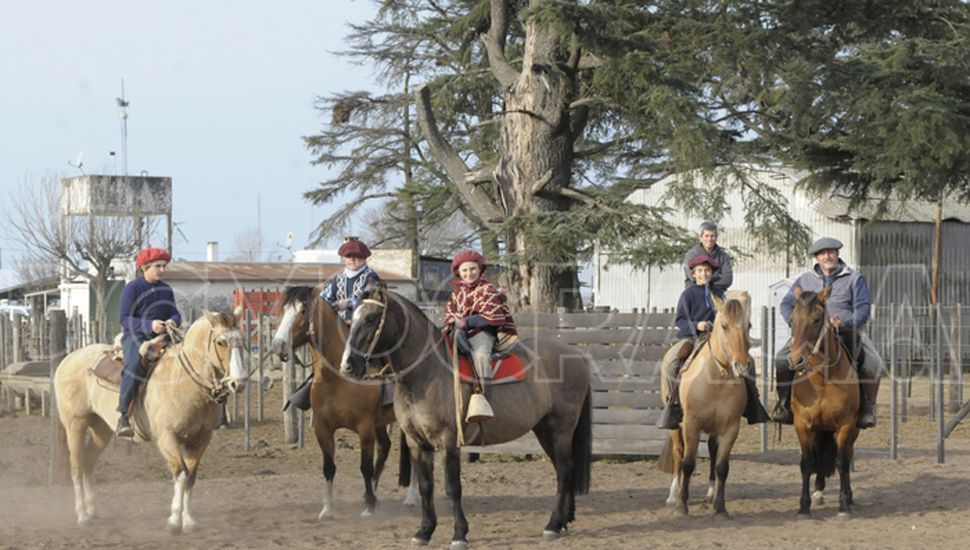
[683,221,733,292]
[772,237,882,429]
[116,246,182,437]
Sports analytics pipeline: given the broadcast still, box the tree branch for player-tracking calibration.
[481,0,519,88]
[415,85,505,225]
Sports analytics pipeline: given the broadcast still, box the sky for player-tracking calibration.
[0,0,379,269]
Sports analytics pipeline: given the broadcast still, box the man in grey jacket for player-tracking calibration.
[683,221,733,292]
[772,237,882,429]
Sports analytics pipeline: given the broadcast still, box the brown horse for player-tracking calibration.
[659,292,751,517]
[789,286,859,517]
[53,309,248,531]
[270,285,415,519]
[340,284,592,548]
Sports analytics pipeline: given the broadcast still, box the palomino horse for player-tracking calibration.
[659,292,752,517]
[340,284,592,549]
[270,285,416,519]
[789,286,859,517]
[53,309,248,532]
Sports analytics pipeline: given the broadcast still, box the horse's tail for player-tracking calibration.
[571,387,593,495]
[397,430,411,488]
[814,430,838,479]
[52,413,72,485]
[657,430,677,474]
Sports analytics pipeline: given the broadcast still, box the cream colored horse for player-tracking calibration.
[659,291,751,517]
[53,309,248,532]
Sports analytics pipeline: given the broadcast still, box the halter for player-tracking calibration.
[790,317,844,375]
[175,322,245,404]
[359,298,388,361]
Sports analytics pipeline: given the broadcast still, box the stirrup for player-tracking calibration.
[116,416,134,438]
[465,393,494,423]
[771,402,793,425]
[656,403,682,430]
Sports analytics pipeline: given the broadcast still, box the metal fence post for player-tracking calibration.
[258,313,265,423]
[244,307,252,452]
[760,305,769,454]
[936,303,945,464]
[889,304,898,461]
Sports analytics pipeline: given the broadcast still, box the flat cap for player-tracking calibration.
[808,237,843,256]
[688,254,720,271]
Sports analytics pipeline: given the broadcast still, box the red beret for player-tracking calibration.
[688,254,720,271]
[135,246,171,268]
[337,239,371,258]
[451,249,487,275]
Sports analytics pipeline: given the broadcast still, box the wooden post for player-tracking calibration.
[283,340,298,444]
[12,320,22,363]
[0,315,8,368]
[257,313,264,422]
[936,303,945,464]
[244,307,252,451]
[760,305,769,454]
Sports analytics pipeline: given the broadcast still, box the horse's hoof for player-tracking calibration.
[403,498,419,507]
[812,490,824,505]
[182,519,197,533]
[411,537,430,546]
[713,511,731,521]
[318,509,334,521]
[542,529,561,541]
[167,521,183,535]
[665,496,677,506]
[450,541,469,550]
[77,516,92,528]
[360,509,374,518]
[796,512,812,521]
[838,511,852,521]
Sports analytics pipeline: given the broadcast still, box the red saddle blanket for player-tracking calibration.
[445,341,526,385]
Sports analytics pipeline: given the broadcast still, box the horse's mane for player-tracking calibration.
[384,290,436,327]
[282,285,314,307]
[205,311,235,328]
[722,298,746,322]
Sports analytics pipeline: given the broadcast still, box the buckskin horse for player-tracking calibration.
[340,283,592,549]
[788,286,860,517]
[53,309,248,532]
[270,285,417,519]
[659,292,752,517]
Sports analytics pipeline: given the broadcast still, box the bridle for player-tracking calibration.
[352,294,446,380]
[790,313,844,375]
[359,297,388,362]
[173,322,245,404]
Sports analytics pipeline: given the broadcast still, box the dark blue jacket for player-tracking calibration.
[780,260,871,329]
[119,278,182,340]
[321,265,382,321]
[674,284,725,339]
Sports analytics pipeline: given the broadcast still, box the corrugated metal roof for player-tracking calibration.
[165,262,411,284]
[811,195,970,223]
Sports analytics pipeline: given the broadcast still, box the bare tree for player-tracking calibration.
[3,174,148,342]
[226,227,266,262]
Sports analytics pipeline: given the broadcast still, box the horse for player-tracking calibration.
[788,285,860,517]
[270,285,417,519]
[52,309,248,532]
[658,292,752,517]
[340,284,592,549]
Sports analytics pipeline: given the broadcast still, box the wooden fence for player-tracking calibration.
[465,310,689,456]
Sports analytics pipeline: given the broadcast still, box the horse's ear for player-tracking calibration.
[203,310,220,326]
[793,285,803,299]
[231,305,244,324]
[711,292,724,311]
[818,285,832,302]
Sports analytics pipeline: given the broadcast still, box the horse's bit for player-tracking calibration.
[791,320,844,375]
[176,324,245,404]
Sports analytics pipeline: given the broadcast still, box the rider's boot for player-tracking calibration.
[857,375,880,429]
[741,368,771,424]
[656,386,683,430]
[116,415,134,438]
[284,373,314,412]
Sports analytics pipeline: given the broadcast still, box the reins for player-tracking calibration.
[171,323,244,404]
[790,319,844,376]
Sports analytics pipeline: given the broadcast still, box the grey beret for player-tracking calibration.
[699,221,718,234]
[808,237,843,256]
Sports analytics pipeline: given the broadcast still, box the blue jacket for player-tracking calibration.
[674,284,725,340]
[683,243,733,292]
[321,265,381,321]
[780,260,871,329]
[118,278,182,340]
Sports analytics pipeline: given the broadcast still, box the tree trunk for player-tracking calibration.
[499,20,579,312]
[92,275,110,343]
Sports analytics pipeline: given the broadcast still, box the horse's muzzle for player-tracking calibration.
[270,338,288,361]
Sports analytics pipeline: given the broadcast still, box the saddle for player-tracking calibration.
[91,334,172,391]
[446,335,526,386]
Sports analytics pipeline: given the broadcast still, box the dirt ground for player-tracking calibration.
[1,381,969,550]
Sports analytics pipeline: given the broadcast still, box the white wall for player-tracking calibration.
[594,167,857,332]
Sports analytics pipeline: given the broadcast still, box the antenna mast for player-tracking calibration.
[116,79,130,177]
